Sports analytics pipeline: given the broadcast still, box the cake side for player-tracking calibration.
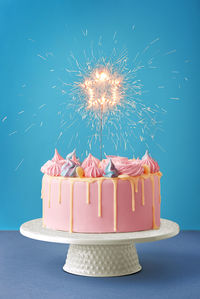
[41,172,161,233]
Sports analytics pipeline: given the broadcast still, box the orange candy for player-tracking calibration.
[143,164,150,175]
[76,166,84,178]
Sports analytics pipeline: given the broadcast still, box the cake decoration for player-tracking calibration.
[84,162,103,178]
[140,150,159,173]
[41,160,52,174]
[41,149,162,233]
[45,161,61,177]
[103,159,119,178]
[61,159,79,177]
[115,160,144,177]
[52,149,66,165]
[81,153,100,169]
[66,149,80,165]
[76,166,84,178]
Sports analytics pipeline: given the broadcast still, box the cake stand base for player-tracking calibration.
[20,218,179,277]
[63,242,141,277]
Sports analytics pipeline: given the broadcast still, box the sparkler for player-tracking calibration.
[3,31,184,172]
[80,68,123,159]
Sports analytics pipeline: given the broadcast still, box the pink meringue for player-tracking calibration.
[84,162,103,178]
[66,149,80,165]
[140,151,160,173]
[115,160,144,177]
[45,161,61,176]
[41,160,52,174]
[52,149,66,166]
[99,159,109,171]
[82,154,100,169]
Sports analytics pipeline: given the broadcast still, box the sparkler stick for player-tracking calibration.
[100,104,103,161]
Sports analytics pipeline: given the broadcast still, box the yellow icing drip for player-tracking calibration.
[150,175,159,229]
[158,176,161,204]
[69,181,74,233]
[134,178,139,193]
[141,178,145,206]
[98,180,103,217]
[86,181,90,204]
[43,173,162,230]
[48,177,52,208]
[58,179,62,204]
[130,180,135,211]
[112,179,118,232]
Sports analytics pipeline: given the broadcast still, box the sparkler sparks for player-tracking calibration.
[3,30,184,167]
[80,68,123,109]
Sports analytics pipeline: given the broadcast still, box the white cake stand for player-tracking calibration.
[20,218,179,277]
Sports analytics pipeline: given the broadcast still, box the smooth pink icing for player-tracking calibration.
[140,151,160,173]
[82,154,100,169]
[42,176,160,233]
[84,163,103,178]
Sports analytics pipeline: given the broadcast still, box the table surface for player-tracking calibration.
[0,231,200,299]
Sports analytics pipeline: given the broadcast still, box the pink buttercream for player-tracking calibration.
[84,162,103,178]
[106,155,129,163]
[45,161,61,176]
[66,149,80,165]
[140,151,160,173]
[115,160,144,176]
[71,155,80,165]
[99,159,109,171]
[99,156,129,171]
[82,154,100,169]
[41,160,52,174]
[52,149,66,166]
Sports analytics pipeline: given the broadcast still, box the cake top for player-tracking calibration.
[41,149,160,178]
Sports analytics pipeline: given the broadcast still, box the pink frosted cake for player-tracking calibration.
[41,149,162,233]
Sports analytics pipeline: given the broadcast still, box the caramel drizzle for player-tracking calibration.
[134,178,139,193]
[69,181,74,233]
[43,173,162,233]
[86,181,90,204]
[141,178,145,206]
[158,176,161,204]
[112,179,118,232]
[130,180,135,211]
[150,175,158,229]
[98,180,103,217]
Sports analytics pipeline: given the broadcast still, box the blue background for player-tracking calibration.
[0,0,199,230]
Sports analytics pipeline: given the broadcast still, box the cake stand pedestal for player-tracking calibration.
[20,218,179,277]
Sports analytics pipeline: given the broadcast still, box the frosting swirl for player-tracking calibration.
[66,149,80,165]
[103,159,119,178]
[41,160,52,174]
[140,150,159,173]
[82,154,100,169]
[61,159,79,177]
[84,162,103,178]
[52,149,66,166]
[115,160,144,176]
[45,161,61,176]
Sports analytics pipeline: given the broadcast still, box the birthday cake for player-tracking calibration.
[41,149,162,233]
